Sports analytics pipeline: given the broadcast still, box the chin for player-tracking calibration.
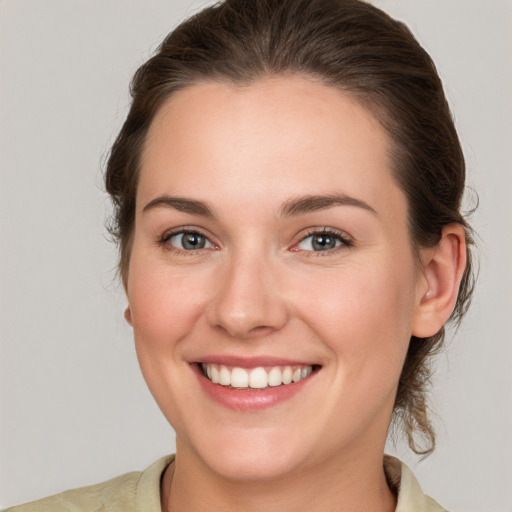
[205,450,304,482]
[180,424,311,482]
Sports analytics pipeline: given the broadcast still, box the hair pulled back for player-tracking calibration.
[106,0,475,455]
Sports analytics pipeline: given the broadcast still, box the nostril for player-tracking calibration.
[248,325,277,336]
[212,323,278,340]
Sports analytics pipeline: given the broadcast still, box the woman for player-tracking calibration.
[5,0,475,510]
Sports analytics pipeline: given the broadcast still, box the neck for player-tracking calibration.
[161,443,396,512]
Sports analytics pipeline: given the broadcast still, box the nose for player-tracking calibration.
[206,253,289,339]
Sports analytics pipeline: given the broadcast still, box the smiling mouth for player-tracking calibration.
[199,363,320,390]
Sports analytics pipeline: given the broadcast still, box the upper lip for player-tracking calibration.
[192,355,319,368]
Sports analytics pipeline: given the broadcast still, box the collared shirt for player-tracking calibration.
[384,455,447,512]
[3,454,447,511]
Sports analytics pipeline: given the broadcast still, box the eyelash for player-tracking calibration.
[158,227,353,255]
[293,228,353,257]
[158,227,217,255]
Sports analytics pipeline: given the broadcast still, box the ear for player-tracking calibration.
[124,305,133,326]
[412,224,467,338]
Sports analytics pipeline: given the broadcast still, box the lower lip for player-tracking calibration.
[192,364,317,411]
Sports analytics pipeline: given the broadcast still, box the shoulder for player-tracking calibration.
[3,455,174,512]
[384,455,448,512]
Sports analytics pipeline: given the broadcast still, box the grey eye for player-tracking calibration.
[169,232,213,250]
[298,233,342,251]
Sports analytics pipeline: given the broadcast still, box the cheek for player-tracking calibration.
[126,251,216,424]
[127,253,212,353]
[295,259,416,369]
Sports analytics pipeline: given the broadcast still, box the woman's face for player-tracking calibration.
[126,76,428,480]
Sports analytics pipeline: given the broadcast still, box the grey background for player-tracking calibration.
[1,0,511,510]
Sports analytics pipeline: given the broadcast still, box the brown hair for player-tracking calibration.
[105,0,475,455]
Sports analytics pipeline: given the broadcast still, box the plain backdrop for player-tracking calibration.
[1,0,511,510]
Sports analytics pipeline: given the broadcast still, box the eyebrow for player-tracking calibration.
[142,192,377,218]
[280,193,377,217]
[142,196,214,217]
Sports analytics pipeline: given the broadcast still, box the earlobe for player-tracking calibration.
[124,306,133,326]
[412,224,467,338]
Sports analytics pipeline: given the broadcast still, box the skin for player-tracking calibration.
[124,76,466,512]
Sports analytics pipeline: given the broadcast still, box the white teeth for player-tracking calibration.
[301,367,311,379]
[202,363,314,389]
[249,367,268,388]
[231,367,249,388]
[219,365,231,386]
[268,367,282,387]
[210,365,220,384]
[282,366,293,385]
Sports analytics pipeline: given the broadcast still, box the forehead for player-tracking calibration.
[139,75,405,220]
